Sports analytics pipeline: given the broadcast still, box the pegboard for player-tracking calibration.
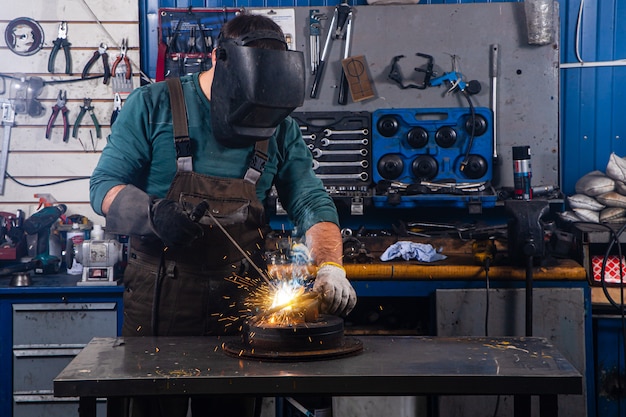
[290,2,559,191]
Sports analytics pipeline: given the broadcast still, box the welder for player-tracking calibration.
[89,12,357,417]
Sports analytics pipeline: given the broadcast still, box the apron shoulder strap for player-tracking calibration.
[166,78,193,172]
[166,77,269,182]
[244,139,269,184]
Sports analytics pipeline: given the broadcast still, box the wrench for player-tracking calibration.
[312,159,369,170]
[316,172,369,181]
[320,138,368,147]
[323,128,369,137]
[312,148,368,158]
[302,133,317,140]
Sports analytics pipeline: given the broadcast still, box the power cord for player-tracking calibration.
[5,172,90,188]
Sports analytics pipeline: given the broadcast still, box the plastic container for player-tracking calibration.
[66,223,85,275]
[91,224,104,240]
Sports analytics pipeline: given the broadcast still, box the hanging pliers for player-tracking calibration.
[82,43,111,84]
[72,98,101,139]
[48,22,72,74]
[110,93,122,126]
[45,90,70,142]
[111,39,132,80]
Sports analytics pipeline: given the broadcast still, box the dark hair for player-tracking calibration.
[219,13,286,50]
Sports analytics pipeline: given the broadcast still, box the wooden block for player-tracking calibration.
[341,55,375,102]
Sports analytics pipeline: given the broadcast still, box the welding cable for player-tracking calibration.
[151,251,167,336]
[574,220,626,378]
[459,90,476,172]
[484,256,491,337]
[596,221,626,364]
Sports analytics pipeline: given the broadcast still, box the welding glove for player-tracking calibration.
[313,263,357,317]
[105,184,203,247]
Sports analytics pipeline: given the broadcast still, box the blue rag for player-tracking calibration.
[380,241,447,262]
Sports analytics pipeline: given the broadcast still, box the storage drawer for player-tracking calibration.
[13,394,106,417]
[13,348,81,392]
[13,303,118,346]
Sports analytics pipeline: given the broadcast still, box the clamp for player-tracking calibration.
[46,90,70,142]
[82,43,111,84]
[72,98,101,139]
[388,53,434,90]
[111,39,132,80]
[310,2,353,101]
[48,22,72,74]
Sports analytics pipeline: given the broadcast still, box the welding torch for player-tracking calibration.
[189,200,276,289]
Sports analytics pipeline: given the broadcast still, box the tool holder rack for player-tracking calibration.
[291,111,372,215]
[156,8,242,81]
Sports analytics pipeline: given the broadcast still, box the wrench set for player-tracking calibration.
[292,111,372,214]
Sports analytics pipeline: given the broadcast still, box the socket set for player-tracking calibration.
[371,107,497,211]
[291,111,372,215]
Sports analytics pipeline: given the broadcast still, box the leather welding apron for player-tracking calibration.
[122,78,270,338]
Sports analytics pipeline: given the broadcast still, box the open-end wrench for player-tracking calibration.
[320,138,368,146]
[316,172,369,181]
[312,159,369,170]
[323,128,369,137]
[302,133,317,140]
[312,148,368,157]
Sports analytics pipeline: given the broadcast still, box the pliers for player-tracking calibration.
[72,98,101,139]
[111,93,122,126]
[111,39,132,80]
[82,43,111,84]
[48,22,72,75]
[45,90,70,142]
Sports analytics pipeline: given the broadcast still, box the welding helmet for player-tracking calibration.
[211,30,305,148]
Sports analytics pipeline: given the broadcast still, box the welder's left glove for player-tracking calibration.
[313,262,357,317]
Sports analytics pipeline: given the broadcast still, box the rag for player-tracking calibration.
[380,241,447,262]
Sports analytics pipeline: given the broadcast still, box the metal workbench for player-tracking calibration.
[54,335,582,417]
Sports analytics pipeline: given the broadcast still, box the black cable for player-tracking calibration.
[151,250,167,336]
[5,172,89,187]
[0,72,104,85]
[484,257,491,337]
[460,90,476,171]
[574,220,626,401]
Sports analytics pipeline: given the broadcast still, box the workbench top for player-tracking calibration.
[54,335,582,398]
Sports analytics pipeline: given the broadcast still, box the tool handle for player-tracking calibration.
[490,44,499,77]
[45,110,58,139]
[310,60,326,99]
[72,111,85,138]
[47,42,60,73]
[338,69,349,105]
[61,108,69,142]
[63,41,72,75]
[102,53,111,84]
[90,112,102,139]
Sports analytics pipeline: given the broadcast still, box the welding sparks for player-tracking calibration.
[243,242,321,326]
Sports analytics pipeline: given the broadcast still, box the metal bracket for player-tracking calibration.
[0,101,16,195]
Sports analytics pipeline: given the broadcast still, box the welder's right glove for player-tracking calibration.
[313,262,357,317]
[105,184,203,247]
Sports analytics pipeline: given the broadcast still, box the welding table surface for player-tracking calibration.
[54,335,581,399]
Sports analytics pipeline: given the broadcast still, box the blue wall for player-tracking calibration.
[139,0,626,196]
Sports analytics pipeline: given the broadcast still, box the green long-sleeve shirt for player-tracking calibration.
[90,73,338,231]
